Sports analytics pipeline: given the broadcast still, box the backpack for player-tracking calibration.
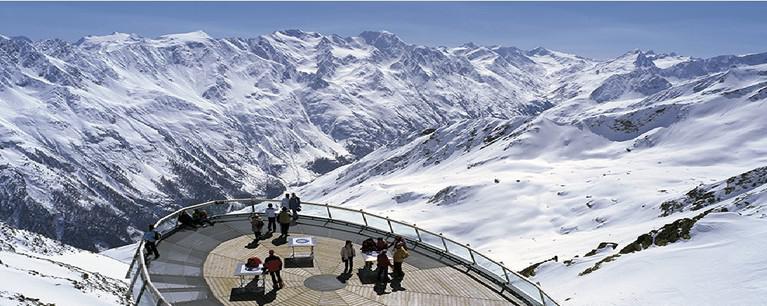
[246,256,262,269]
[265,258,282,272]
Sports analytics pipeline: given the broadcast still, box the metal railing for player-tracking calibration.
[126,198,559,306]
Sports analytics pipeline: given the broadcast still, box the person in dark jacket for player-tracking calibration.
[288,193,301,222]
[361,238,376,253]
[143,224,160,259]
[277,207,292,238]
[177,210,197,229]
[361,237,376,270]
[263,250,284,290]
[192,209,214,227]
[376,250,391,282]
[375,237,388,252]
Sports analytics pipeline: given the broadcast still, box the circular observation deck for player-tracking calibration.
[126,200,559,306]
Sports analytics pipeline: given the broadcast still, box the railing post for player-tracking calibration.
[467,245,476,265]
[360,210,368,227]
[134,283,147,305]
[127,243,144,297]
[540,289,547,306]
[127,267,139,298]
[386,217,394,233]
[501,265,512,284]
[125,246,142,278]
[414,226,422,242]
[325,204,332,219]
[440,233,449,252]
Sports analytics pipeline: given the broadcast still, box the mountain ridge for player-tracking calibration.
[0,29,765,254]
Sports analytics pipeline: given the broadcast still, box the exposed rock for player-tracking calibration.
[584,242,618,257]
[660,166,767,216]
[520,256,558,277]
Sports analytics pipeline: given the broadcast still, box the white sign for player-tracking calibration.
[290,237,315,246]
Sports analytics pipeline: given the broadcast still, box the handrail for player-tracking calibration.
[127,198,559,306]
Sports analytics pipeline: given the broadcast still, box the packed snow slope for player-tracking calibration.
[297,53,767,304]
[0,222,129,306]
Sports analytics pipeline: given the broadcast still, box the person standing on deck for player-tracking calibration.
[277,207,292,238]
[390,235,407,250]
[265,203,277,233]
[250,214,264,242]
[392,244,409,278]
[263,250,284,290]
[341,240,356,274]
[143,224,160,259]
[289,193,301,222]
[280,193,290,210]
[376,250,391,282]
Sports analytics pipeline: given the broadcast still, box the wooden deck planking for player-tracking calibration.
[202,227,512,306]
[335,288,386,306]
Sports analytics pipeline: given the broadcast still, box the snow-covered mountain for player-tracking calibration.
[1,29,766,305]
[295,47,767,304]
[0,221,129,306]
[0,30,553,250]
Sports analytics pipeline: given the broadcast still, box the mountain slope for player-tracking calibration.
[0,30,557,250]
[297,59,767,304]
[0,222,129,306]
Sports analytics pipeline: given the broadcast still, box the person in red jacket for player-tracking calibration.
[263,250,284,290]
[376,250,391,282]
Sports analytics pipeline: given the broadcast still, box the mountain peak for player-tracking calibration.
[527,46,552,56]
[157,30,212,42]
[10,35,32,43]
[461,42,479,49]
[76,32,141,46]
[276,29,321,39]
[359,30,403,44]
[634,51,657,68]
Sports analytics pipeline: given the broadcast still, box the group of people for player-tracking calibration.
[141,193,415,294]
[142,208,215,259]
[349,236,410,282]
[177,208,215,229]
[142,194,303,259]
[243,236,410,293]
[249,193,302,242]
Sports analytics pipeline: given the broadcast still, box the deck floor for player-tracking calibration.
[149,217,516,306]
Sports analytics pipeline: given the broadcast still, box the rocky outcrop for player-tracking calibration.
[660,166,767,216]
[520,256,558,277]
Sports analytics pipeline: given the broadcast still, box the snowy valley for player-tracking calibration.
[0,29,766,305]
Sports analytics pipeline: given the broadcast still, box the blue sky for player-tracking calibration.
[0,2,765,59]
